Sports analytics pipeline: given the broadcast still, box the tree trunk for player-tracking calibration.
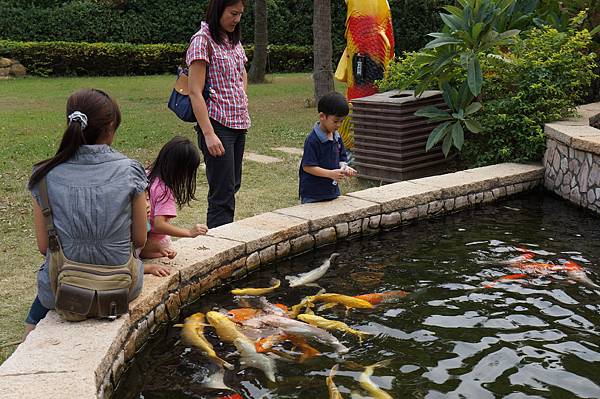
[312,0,335,103]
[248,0,268,83]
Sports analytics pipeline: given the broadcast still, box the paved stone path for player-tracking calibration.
[244,152,282,164]
[272,147,304,156]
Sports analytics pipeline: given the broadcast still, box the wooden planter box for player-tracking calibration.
[351,90,450,182]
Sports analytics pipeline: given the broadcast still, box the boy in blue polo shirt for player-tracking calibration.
[299,91,357,203]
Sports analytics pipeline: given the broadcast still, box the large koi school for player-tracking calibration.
[180,252,407,398]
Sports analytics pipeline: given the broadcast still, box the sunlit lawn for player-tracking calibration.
[0,73,375,363]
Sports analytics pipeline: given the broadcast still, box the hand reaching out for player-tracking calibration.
[160,247,177,259]
[188,223,209,238]
[144,263,171,277]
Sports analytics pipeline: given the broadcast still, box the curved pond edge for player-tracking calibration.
[0,163,544,398]
[1,103,598,398]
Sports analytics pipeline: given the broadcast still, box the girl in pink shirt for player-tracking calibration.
[139,136,208,260]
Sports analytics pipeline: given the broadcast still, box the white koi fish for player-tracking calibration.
[286,253,339,287]
[234,338,277,383]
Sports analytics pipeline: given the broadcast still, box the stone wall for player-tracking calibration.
[0,163,544,398]
[543,103,600,214]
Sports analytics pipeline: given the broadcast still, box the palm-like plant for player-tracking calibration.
[412,0,522,156]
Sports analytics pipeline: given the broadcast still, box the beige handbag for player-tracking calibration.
[39,177,138,321]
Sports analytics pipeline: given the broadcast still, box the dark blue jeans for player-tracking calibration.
[26,296,50,325]
[195,119,246,228]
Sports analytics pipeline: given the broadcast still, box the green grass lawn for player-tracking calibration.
[0,73,376,363]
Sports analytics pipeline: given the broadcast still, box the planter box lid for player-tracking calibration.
[351,90,443,106]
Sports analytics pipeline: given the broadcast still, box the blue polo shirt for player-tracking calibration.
[299,122,348,201]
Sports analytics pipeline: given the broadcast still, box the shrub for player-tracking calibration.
[0,40,313,76]
[464,22,597,166]
[0,0,445,55]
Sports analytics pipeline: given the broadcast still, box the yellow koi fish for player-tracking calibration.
[230,278,281,296]
[206,311,277,382]
[181,313,234,370]
[297,314,370,343]
[310,293,374,310]
[358,359,393,399]
[327,364,344,399]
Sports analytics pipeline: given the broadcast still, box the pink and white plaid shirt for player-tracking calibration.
[186,22,251,130]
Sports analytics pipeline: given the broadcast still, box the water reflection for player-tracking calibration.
[117,192,600,398]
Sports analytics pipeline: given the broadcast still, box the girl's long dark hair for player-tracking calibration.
[28,89,121,189]
[147,136,201,208]
[206,0,245,45]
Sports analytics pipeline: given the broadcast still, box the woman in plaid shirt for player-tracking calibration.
[187,0,250,228]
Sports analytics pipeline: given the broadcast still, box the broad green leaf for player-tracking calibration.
[442,132,453,157]
[471,22,485,41]
[415,106,451,119]
[497,29,521,40]
[457,0,469,9]
[457,82,475,109]
[440,13,463,32]
[467,55,482,96]
[443,5,464,18]
[464,101,482,115]
[590,24,600,37]
[441,82,454,110]
[464,119,482,133]
[424,36,462,49]
[451,122,465,150]
[426,121,451,151]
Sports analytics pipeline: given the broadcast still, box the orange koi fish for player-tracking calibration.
[354,290,409,305]
[255,334,320,362]
[227,308,260,323]
[483,273,528,289]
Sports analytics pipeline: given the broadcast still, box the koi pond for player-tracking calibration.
[117,191,600,399]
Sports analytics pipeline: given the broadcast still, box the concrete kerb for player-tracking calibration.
[0,162,545,398]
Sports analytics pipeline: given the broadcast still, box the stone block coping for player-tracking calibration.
[0,162,545,398]
[545,102,600,155]
[543,102,600,214]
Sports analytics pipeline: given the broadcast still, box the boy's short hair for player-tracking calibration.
[318,92,349,117]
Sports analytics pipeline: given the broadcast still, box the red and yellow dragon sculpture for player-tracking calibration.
[335,0,395,149]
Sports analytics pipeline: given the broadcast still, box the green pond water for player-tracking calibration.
[117,191,600,399]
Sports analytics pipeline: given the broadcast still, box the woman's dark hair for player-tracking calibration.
[147,136,201,208]
[28,88,121,189]
[206,0,245,45]
[318,91,350,117]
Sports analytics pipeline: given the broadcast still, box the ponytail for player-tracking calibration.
[28,89,121,189]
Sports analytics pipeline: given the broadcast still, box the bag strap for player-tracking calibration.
[38,177,61,252]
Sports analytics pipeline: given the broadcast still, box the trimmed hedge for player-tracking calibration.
[0,0,445,54]
[0,40,313,76]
